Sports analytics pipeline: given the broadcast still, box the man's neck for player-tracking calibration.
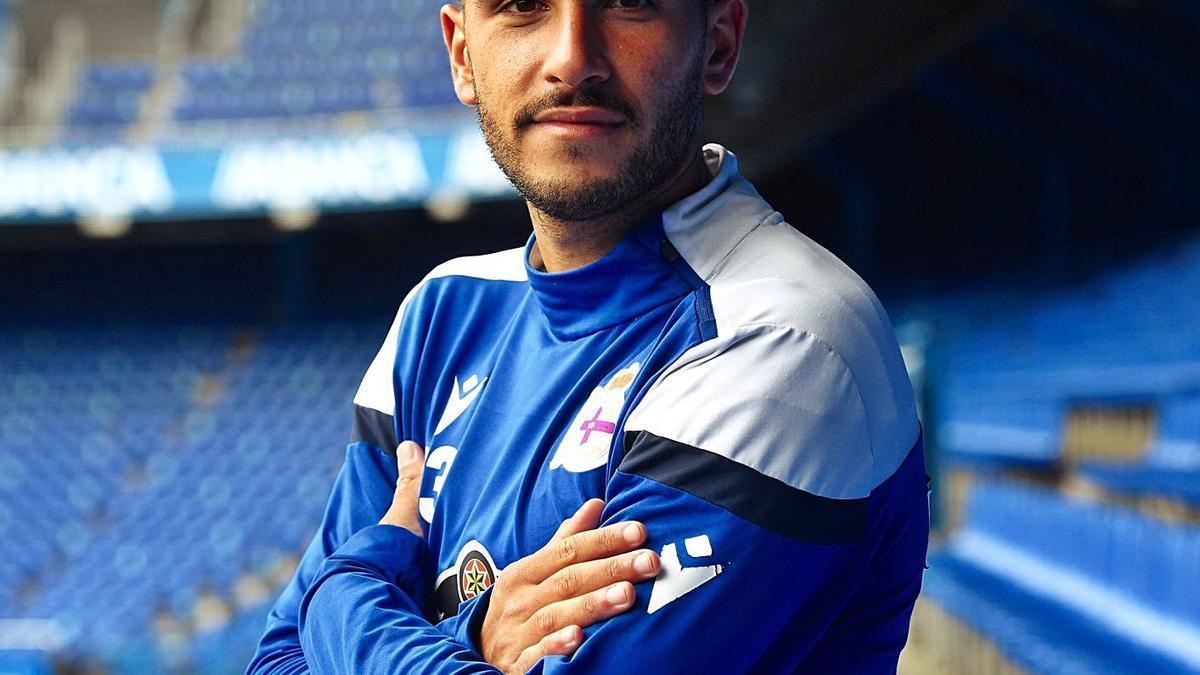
[528,150,714,273]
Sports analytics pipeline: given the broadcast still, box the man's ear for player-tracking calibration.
[702,0,748,96]
[442,3,477,105]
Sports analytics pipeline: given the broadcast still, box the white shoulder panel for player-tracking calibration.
[354,296,407,416]
[624,323,877,499]
[352,246,528,416]
[632,146,920,497]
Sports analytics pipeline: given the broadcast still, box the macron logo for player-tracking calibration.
[647,535,723,614]
[434,375,487,436]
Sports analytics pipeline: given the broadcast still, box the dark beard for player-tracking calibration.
[475,61,704,223]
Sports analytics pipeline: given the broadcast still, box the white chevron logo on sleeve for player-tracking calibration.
[647,535,723,614]
[434,374,487,436]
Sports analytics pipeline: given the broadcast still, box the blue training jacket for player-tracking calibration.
[247,145,929,674]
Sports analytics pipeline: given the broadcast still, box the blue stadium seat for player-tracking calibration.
[61,62,157,142]
[171,0,452,127]
[0,650,53,675]
[0,314,376,664]
[934,236,1200,477]
[925,480,1200,674]
[938,397,1062,469]
[1076,394,1200,503]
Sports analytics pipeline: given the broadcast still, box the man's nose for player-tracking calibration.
[541,7,611,89]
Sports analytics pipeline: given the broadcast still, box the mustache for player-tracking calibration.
[514,89,639,127]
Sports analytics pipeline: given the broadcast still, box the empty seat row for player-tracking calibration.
[182,49,442,88]
[935,234,1200,485]
[254,0,442,24]
[924,479,1200,674]
[62,62,156,135]
[170,0,452,126]
[937,398,1063,468]
[173,77,455,121]
[242,19,443,54]
[0,316,376,662]
[52,0,455,138]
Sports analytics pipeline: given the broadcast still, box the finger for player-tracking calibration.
[550,499,605,541]
[511,626,581,674]
[379,441,426,535]
[527,582,635,640]
[541,549,660,601]
[525,520,647,583]
[397,441,424,484]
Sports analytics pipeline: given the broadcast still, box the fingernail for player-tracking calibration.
[623,523,642,544]
[397,442,418,463]
[559,626,578,649]
[634,551,656,576]
[606,584,629,606]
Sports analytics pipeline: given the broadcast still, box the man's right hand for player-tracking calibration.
[479,499,660,674]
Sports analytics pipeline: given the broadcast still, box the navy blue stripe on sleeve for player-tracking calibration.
[619,431,869,545]
[352,404,397,452]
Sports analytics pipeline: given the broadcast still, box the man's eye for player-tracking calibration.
[503,0,544,12]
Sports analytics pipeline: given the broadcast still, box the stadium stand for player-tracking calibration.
[923,480,1200,675]
[0,0,15,126]
[938,398,1063,470]
[0,316,379,672]
[0,1,10,84]
[171,0,455,133]
[938,237,1200,474]
[14,0,457,145]
[62,62,157,143]
[919,235,1200,674]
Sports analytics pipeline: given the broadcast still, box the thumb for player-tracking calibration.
[395,441,425,489]
[380,441,426,536]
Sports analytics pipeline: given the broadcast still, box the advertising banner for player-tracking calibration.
[0,124,514,224]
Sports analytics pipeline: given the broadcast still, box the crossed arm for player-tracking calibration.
[247,441,663,675]
[375,441,660,673]
[246,436,910,674]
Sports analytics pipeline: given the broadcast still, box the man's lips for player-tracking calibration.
[528,107,627,140]
[530,107,626,125]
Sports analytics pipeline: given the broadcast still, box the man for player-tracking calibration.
[248,0,928,672]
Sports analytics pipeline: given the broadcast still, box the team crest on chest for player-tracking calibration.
[434,540,502,620]
[550,362,641,473]
[460,551,493,600]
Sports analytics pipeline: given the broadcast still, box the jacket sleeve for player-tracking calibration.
[525,323,928,673]
[249,439,924,675]
[244,441,497,674]
[526,445,927,674]
[246,283,498,674]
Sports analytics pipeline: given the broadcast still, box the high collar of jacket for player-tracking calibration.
[523,145,742,340]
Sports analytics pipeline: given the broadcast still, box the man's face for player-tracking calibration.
[451,0,710,222]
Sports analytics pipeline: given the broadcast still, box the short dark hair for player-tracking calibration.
[457,0,714,17]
